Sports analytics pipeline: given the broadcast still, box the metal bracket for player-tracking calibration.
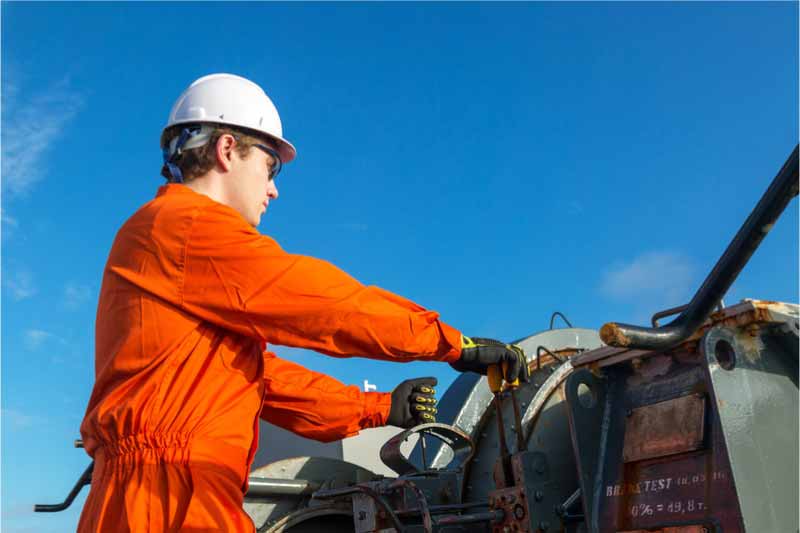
[380,423,475,476]
[564,369,609,533]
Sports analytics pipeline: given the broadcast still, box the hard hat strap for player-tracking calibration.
[163,126,210,183]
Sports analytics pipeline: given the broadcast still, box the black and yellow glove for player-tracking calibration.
[387,377,438,428]
[450,336,530,383]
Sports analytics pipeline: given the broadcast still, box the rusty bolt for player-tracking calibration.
[514,504,526,519]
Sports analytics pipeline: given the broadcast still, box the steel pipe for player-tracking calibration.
[601,145,799,351]
[245,477,321,498]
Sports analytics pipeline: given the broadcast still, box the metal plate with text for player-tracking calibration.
[623,394,705,463]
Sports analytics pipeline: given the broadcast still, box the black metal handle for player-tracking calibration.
[379,423,475,476]
[549,311,573,330]
[34,462,94,512]
[601,145,799,350]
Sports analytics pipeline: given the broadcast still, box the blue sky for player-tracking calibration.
[2,2,797,531]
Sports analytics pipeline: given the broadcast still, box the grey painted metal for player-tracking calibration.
[564,369,610,533]
[702,322,799,533]
[244,456,376,532]
[421,328,602,470]
[519,358,574,432]
[254,421,403,478]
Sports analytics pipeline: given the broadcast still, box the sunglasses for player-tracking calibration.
[254,144,282,181]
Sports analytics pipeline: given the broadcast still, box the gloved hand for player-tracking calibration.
[450,336,530,383]
[387,377,438,428]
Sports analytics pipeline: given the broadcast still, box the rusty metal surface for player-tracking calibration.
[604,451,742,532]
[567,345,746,533]
[572,300,799,369]
[488,485,530,533]
[622,394,705,463]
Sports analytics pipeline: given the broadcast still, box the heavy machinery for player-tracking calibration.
[37,146,799,532]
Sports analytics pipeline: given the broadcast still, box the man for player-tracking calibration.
[78,73,528,532]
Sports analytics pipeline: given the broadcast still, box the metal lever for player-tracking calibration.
[34,462,94,512]
[488,363,521,487]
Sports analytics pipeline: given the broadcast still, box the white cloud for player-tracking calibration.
[24,329,52,350]
[1,408,45,429]
[1,207,18,241]
[24,328,68,351]
[4,270,37,300]
[567,201,583,215]
[1,207,18,227]
[600,250,695,305]
[1,77,84,196]
[64,282,92,309]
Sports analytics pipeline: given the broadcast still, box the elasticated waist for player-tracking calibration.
[95,432,193,464]
[94,432,249,477]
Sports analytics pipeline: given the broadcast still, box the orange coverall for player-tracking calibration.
[78,184,462,532]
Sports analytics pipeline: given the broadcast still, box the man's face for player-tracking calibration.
[227,142,280,227]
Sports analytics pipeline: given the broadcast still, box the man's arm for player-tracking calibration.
[181,202,461,363]
[259,351,391,442]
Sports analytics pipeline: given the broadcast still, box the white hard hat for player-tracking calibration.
[163,73,296,163]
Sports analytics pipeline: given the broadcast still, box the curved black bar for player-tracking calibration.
[34,462,94,512]
[536,345,566,370]
[379,422,475,476]
[549,311,574,330]
[601,145,799,351]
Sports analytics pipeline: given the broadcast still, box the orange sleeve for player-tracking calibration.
[259,351,391,442]
[181,203,462,363]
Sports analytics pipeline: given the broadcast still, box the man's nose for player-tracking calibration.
[268,182,279,200]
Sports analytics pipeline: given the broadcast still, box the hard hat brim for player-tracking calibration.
[167,119,297,164]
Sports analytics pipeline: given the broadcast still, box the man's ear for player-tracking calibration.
[215,134,237,172]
